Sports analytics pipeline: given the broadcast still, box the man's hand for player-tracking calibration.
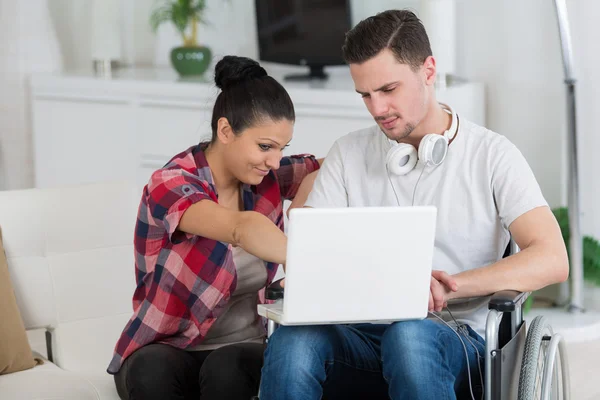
[428,270,458,312]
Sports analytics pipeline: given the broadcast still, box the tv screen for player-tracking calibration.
[255,0,352,80]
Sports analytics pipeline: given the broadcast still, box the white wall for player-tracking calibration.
[0,1,63,190]
[568,0,600,240]
[455,0,600,240]
[47,0,260,71]
[456,0,566,205]
[2,0,600,239]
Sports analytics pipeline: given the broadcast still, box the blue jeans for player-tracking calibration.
[259,319,485,400]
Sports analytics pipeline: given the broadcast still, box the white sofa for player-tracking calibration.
[0,181,140,400]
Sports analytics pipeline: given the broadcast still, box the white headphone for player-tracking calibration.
[385,103,458,176]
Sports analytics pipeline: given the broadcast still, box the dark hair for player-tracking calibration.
[210,56,295,143]
[342,9,432,70]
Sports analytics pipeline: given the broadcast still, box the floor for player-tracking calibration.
[565,339,598,399]
[527,285,600,399]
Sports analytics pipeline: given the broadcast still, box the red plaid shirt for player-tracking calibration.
[108,143,319,374]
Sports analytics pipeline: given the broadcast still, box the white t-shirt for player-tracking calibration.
[305,117,548,336]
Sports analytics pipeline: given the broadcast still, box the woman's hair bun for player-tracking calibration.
[214,55,268,90]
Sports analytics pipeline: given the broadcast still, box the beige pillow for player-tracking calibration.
[0,227,37,374]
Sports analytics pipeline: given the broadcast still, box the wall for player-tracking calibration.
[2,0,599,239]
[455,0,600,240]
[0,1,63,190]
[456,0,566,204]
[568,0,600,239]
[47,0,260,70]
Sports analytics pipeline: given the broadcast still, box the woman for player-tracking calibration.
[108,55,321,400]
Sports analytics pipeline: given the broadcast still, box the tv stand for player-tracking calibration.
[284,65,328,81]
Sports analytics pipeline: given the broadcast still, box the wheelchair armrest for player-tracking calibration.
[488,290,530,312]
[266,278,285,300]
[266,281,530,312]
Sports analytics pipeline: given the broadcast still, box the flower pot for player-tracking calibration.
[170,46,212,77]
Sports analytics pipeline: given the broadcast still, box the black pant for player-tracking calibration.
[114,342,264,400]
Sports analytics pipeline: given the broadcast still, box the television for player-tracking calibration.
[255,0,353,81]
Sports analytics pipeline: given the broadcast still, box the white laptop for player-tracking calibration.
[258,206,437,325]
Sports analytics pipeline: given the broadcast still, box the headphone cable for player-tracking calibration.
[411,165,427,206]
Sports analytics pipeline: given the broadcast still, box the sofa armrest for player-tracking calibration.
[267,280,530,314]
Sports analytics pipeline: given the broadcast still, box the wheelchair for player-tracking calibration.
[254,242,571,400]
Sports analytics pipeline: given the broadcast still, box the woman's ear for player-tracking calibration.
[216,117,234,144]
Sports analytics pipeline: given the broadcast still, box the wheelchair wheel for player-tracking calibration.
[518,316,570,400]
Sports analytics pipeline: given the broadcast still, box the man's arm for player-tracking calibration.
[277,155,321,200]
[447,206,569,301]
[303,141,349,209]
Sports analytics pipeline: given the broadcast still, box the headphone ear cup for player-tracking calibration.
[386,144,417,175]
[418,134,448,166]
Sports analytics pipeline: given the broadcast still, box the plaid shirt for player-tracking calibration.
[108,143,319,374]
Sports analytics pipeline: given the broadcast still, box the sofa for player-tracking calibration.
[0,181,140,399]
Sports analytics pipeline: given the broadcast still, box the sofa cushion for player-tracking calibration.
[79,372,121,400]
[0,228,37,375]
[0,358,100,400]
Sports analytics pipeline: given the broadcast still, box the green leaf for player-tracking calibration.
[584,236,600,285]
[525,207,600,314]
[149,6,173,33]
[551,206,600,284]
[149,0,213,35]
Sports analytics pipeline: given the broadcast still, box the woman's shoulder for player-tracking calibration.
[163,144,208,172]
[147,144,215,193]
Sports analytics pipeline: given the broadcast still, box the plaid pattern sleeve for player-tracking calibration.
[145,169,216,243]
[276,154,320,200]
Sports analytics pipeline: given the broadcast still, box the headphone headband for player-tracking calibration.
[385,103,458,176]
[439,102,458,142]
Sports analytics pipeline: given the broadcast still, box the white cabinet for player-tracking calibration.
[32,97,137,187]
[30,66,485,189]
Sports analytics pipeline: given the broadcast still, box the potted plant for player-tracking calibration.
[553,207,600,303]
[524,207,600,313]
[150,0,213,76]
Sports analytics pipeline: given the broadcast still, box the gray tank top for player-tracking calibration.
[187,245,268,351]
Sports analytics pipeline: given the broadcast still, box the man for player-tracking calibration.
[260,9,568,400]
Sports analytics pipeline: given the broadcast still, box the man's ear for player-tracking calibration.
[422,55,436,86]
[216,117,234,144]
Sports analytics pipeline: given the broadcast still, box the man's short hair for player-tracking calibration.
[342,9,432,71]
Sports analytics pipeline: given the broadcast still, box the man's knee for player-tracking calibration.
[265,325,338,367]
[382,320,441,353]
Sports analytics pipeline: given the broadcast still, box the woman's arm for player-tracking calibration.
[277,156,322,200]
[287,169,319,217]
[179,200,287,264]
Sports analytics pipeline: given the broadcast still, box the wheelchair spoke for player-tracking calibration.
[534,339,549,398]
[518,316,570,400]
